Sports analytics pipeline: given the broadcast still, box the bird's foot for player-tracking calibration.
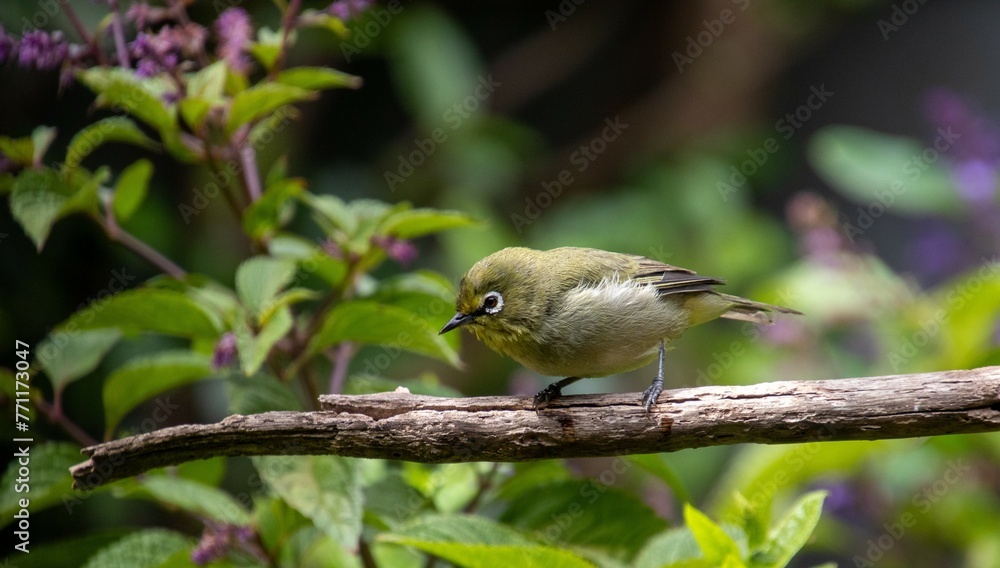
[533,384,563,409]
[641,380,663,413]
[533,376,582,409]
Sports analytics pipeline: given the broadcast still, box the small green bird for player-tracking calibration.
[439,247,800,411]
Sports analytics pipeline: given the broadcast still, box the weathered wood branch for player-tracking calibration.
[70,367,1000,489]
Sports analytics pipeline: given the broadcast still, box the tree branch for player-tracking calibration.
[70,367,1000,489]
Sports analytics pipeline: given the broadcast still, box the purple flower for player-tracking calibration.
[328,0,374,20]
[125,2,175,29]
[17,30,70,71]
[951,158,997,204]
[923,88,1000,164]
[0,25,14,64]
[908,222,969,283]
[129,31,172,76]
[191,523,263,566]
[212,332,238,370]
[128,25,204,77]
[215,8,252,74]
[371,235,418,265]
[191,525,225,565]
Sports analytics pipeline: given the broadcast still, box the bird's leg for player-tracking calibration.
[533,376,582,408]
[641,341,666,412]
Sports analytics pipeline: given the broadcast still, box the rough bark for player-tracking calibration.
[70,367,1000,489]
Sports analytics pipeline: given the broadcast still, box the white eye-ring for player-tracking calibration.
[482,291,504,314]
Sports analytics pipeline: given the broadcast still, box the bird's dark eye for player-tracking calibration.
[482,291,504,314]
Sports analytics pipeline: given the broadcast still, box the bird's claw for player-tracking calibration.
[641,382,663,413]
[533,385,562,409]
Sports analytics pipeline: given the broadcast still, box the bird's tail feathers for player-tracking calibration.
[716,293,801,325]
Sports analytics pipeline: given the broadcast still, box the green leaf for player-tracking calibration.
[77,68,176,134]
[4,530,133,568]
[187,61,227,101]
[235,255,298,320]
[262,287,319,324]
[159,129,199,163]
[731,492,770,552]
[31,125,58,163]
[809,125,964,215]
[180,61,227,129]
[247,43,281,70]
[0,132,36,166]
[753,491,826,568]
[684,503,744,567]
[113,159,153,222]
[243,178,305,241]
[81,529,194,568]
[275,67,363,90]
[36,328,122,392]
[381,514,593,568]
[0,442,82,523]
[499,479,667,556]
[634,529,706,568]
[297,9,350,37]
[227,83,315,134]
[253,455,363,549]
[177,99,212,132]
[301,193,357,234]
[226,372,302,414]
[102,351,213,437]
[308,301,460,366]
[58,288,220,339]
[247,27,285,70]
[65,117,159,169]
[135,475,250,524]
[368,271,457,352]
[9,168,75,250]
[235,306,293,376]
[712,443,873,522]
[379,208,478,239]
[178,277,241,333]
[629,454,692,504]
[254,494,312,554]
[62,165,108,215]
[268,234,349,286]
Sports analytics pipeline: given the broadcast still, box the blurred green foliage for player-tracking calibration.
[2,1,1000,567]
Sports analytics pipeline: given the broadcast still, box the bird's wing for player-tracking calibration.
[628,256,726,296]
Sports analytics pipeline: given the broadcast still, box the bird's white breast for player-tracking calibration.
[523,276,689,377]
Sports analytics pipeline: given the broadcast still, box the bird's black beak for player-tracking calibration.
[439,312,473,335]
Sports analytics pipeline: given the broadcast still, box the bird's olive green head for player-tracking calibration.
[439,248,544,342]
